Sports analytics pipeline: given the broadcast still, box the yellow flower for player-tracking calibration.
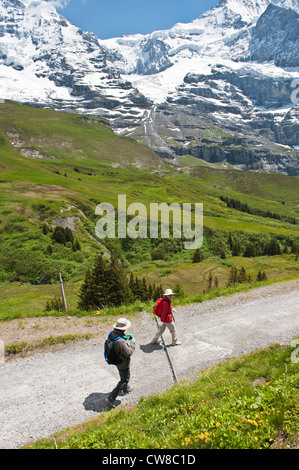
[216,422,221,428]
[182,437,192,446]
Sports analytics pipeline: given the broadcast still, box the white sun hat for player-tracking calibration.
[113,318,131,331]
[164,289,175,296]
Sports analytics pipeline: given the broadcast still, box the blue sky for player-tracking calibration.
[54,0,219,39]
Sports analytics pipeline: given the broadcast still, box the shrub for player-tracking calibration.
[45,296,65,312]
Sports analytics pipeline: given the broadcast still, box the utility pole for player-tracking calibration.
[59,265,68,312]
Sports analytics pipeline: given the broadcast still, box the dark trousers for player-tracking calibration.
[109,368,130,401]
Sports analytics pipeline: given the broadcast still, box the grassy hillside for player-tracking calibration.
[0,100,299,315]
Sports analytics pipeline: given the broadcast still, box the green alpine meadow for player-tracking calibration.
[0,100,299,319]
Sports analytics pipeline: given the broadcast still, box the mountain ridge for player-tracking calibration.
[0,0,298,174]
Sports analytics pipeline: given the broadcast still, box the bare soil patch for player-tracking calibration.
[0,315,111,360]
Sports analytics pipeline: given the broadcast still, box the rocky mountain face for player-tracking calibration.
[0,0,298,174]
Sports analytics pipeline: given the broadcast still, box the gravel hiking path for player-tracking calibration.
[0,279,299,449]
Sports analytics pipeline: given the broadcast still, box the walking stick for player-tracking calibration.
[154,316,178,384]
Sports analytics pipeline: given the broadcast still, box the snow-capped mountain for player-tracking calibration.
[0,0,150,121]
[0,0,299,174]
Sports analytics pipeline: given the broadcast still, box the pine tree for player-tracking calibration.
[237,266,247,283]
[232,240,242,256]
[78,268,97,311]
[105,255,131,306]
[64,227,74,244]
[264,238,281,256]
[42,223,50,235]
[92,254,109,307]
[72,239,81,252]
[148,284,154,301]
[243,242,256,258]
[158,284,163,298]
[133,276,142,300]
[153,284,163,300]
[228,267,238,286]
[141,277,149,301]
[257,271,267,281]
[207,273,213,291]
[228,232,233,250]
[52,226,67,245]
[192,248,203,263]
[174,282,185,298]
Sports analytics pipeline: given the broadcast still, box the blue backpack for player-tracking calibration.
[104,332,122,365]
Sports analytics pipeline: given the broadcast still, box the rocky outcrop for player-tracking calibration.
[135,38,172,75]
[249,4,299,67]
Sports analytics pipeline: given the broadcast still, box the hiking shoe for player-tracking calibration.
[123,385,134,394]
[172,340,181,346]
[151,339,159,344]
[105,397,116,408]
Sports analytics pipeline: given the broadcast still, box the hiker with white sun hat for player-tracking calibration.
[151,288,181,346]
[105,317,135,408]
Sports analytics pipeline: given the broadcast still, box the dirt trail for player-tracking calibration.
[0,279,299,449]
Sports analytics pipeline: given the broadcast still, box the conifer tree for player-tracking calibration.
[153,284,163,300]
[105,255,131,306]
[148,284,153,301]
[237,266,247,283]
[228,232,233,250]
[78,255,109,310]
[141,277,149,301]
[192,248,203,263]
[78,268,97,311]
[52,226,67,245]
[232,240,242,256]
[174,282,185,298]
[264,238,281,256]
[207,273,213,291]
[64,227,74,244]
[228,266,238,286]
[243,242,256,258]
[92,254,109,307]
[129,273,135,294]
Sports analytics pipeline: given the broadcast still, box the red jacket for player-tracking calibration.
[160,297,173,323]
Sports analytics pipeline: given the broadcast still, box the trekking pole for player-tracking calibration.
[155,317,178,384]
[172,309,176,322]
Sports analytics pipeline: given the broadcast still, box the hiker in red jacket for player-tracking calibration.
[151,289,181,346]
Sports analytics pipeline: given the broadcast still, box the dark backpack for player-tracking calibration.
[153,297,168,317]
[104,332,122,365]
